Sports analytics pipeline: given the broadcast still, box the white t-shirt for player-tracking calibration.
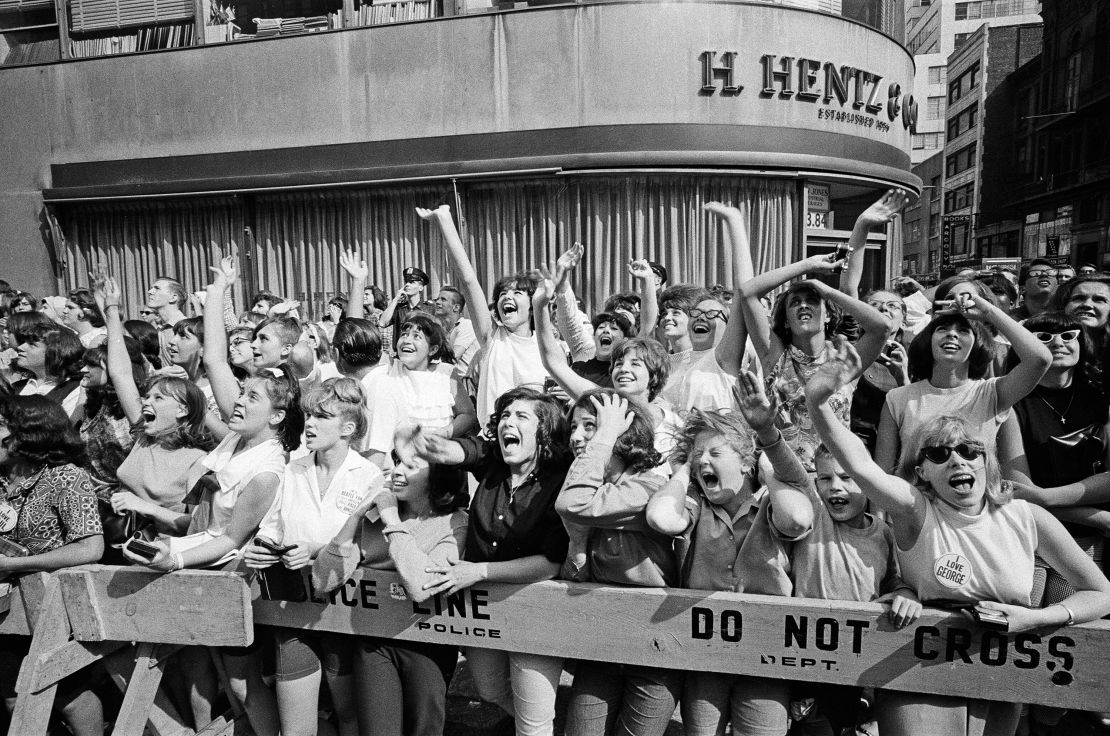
[665,342,761,413]
[257,448,385,557]
[883,377,1008,475]
[365,362,456,453]
[475,325,547,422]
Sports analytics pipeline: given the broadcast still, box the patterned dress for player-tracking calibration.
[0,464,103,555]
[765,343,856,471]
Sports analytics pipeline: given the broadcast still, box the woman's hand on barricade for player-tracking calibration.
[967,601,1039,634]
[281,544,313,571]
[121,539,174,571]
[110,491,156,517]
[422,560,489,596]
[243,542,281,569]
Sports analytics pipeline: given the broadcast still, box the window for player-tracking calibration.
[948,62,980,103]
[945,142,977,177]
[946,102,978,138]
[927,96,945,119]
[954,32,973,50]
[1064,52,1081,111]
[954,1,981,20]
[929,213,940,236]
[928,65,947,85]
[912,132,943,150]
[944,182,975,211]
[929,250,939,271]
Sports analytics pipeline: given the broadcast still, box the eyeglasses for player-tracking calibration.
[230,338,252,347]
[868,301,904,312]
[1028,269,1059,279]
[689,308,728,322]
[920,443,984,464]
[1033,329,1081,344]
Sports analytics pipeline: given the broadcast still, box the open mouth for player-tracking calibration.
[399,344,416,354]
[796,311,812,322]
[691,321,711,334]
[500,301,519,315]
[949,473,975,492]
[826,496,850,510]
[230,408,245,422]
[500,430,521,450]
[141,407,157,422]
[1037,279,1052,288]
[940,340,962,353]
[700,471,719,490]
[1075,308,1096,319]
[598,335,614,347]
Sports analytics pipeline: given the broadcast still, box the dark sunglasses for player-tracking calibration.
[920,443,984,464]
[689,308,728,322]
[1033,329,1080,344]
[1028,269,1058,279]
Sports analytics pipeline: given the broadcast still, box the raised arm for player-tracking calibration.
[202,252,242,419]
[92,270,143,425]
[807,279,892,376]
[340,250,368,320]
[629,260,658,339]
[551,244,593,362]
[532,274,595,401]
[805,340,922,529]
[839,190,907,298]
[963,294,1051,411]
[733,371,813,537]
[416,205,493,345]
[703,203,755,375]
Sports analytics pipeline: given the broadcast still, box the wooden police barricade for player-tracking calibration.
[2,565,252,736]
[252,569,1110,712]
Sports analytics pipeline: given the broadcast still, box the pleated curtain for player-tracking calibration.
[61,175,798,319]
[62,197,245,317]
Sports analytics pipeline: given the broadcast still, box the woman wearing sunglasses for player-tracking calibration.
[874,292,1051,477]
[806,339,1110,736]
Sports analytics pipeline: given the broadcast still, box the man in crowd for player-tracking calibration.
[433,285,479,374]
[378,266,434,352]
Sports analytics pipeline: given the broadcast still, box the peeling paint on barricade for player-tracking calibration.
[249,569,1110,711]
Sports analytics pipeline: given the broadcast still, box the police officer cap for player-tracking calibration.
[647,261,668,285]
[403,267,429,285]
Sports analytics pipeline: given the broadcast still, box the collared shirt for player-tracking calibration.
[389,298,435,352]
[447,317,480,377]
[257,448,385,557]
[1,464,102,555]
[457,436,570,564]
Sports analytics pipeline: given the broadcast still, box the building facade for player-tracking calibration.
[901,150,943,281]
[904,0,1042,165]
[0,1,919,313]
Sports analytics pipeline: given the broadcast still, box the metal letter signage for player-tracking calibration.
[700,51,742,95]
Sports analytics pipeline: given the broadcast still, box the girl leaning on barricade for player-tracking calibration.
[244,377,385,736]
[311,430,468,736]
[123,253,304,736]
[555,389,681,736]
[0,395,105,736]
[401,386,572,736]
[806,337,1110,736]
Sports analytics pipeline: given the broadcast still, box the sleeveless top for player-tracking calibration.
[765,343,855,471]
[898,494,1036,606]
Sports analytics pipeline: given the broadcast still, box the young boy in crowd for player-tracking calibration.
[771,445,922,736]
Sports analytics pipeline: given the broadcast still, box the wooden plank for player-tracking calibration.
[55,566,252,646]
[110,643,171,736]
[101,645,192,736]
[29,640,125,691]
[252,569,1110,711]
[195,711,246,736]
[59,569,108,641]
[0,574,46,638]
[10,577,70,736]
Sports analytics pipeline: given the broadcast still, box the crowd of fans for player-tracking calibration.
[1,190,1110,736]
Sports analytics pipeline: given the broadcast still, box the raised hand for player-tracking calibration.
[589,392,634,444]
[339,249,369,280]
[532,266,557,311]
[415,204,451,222]
[555,242,585,283]
[731,370,777,433]
[628,259,653,282]
[703,201,742,220]
[876,340,910,386]
[858,189,907,228]
[102,276,123,310]
[803,253,846,274]
[805,336,861,405]
[209,248,239,287]
[89,265,114,310]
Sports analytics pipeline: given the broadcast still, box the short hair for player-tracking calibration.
[610,337,670,402]
[1048,275,1110,316]
[302,377,368,443]
[1019,259,1055,283]
[591,311,634,338]
[11,291,37,310]
[492,273,541,325]
[365,285,389,311]
[82,338,147,420]
[658,285,711,315]
[933,276,1000,308]
[399,312,447,362]
[907,313,995,382]
[171,316,205,344]
[327,295,348,311]
[44,329,85,383]
[603,291,641,314]
[439,285,466,311]
[155,277,187,308]
[256,316,302,347]
[974,273,1017,305]
[903,415,1008,507]
[67,288,104,328]
[1023,311,1102,392]
[770,282,843,347]
[570,389,661,474]
[10,312,58,346]
[144,376,215,451]
[247,364,304,452]
[332,318,382,369]
[0,395,85,467]
[671,409,756,473]
[251,291,282,310]
[483,387,570,473]
[123,320,163,369]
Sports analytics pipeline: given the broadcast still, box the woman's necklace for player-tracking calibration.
[787,342,827,366]
[1036,387,1076,426]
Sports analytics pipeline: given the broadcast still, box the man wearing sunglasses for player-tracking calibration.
[1012,258,1059,320]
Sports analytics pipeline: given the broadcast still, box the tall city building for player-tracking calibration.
[905,0,1042,165]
